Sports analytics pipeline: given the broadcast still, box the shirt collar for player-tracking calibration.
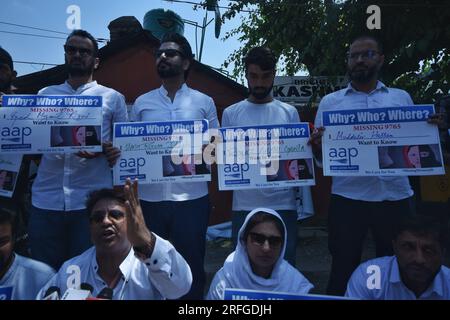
[63,80,98,93]
[0,253,17,284]
[158,83,188,98]
[92,247,135,281]
[344,80,388,95]
[390,256,445,298]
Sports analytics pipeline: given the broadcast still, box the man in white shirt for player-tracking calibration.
[310,35,442,296]
[346,214,450,300]
[38,179,192,300]
[221,47,300,266]
[0,47,31,256]
[131,32,219,299]
[29,30,128,270]
[0,208,55,300]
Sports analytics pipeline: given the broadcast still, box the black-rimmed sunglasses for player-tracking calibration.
[249,232,283,248]
[155,48,184,58]
[64,45,94,57]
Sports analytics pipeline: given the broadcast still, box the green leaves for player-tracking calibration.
[221,0,449,102]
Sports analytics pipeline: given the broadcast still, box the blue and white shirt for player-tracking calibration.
[346,256,450,300]
[314,81,414,201]
[0,254,55,300]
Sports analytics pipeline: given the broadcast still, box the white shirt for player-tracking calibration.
[0,254,55,300]
[314,81,414,201]
[345,256,450,300]
[32,81,128,211]
[38,234,192,300]
[131,84,219,202]
[221,99,300,211]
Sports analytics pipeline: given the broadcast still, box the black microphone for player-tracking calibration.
[80,282,94,294]
[43,286,60,300]
[96,287,113,300]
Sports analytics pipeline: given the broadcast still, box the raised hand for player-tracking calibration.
[123,178,154,258]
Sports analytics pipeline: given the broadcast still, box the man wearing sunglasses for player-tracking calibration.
[131,32,219,299]
[310,35,443,296]
[38,179,192,300]
[29,30,128,271]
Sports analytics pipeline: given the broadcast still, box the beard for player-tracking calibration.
[348,63,379,83]
[65,58,95,77]
[157,61,183,79]
[0,76,12,93]
[248,84,273,100]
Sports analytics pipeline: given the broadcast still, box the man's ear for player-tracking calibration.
[182,59,190,72]
[12,70,17,81]
[94,58,100,70]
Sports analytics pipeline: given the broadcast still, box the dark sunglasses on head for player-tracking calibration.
[249,232,283,247]
[155,48,184,59]
[64,45,94,57]
[90,209,125,223]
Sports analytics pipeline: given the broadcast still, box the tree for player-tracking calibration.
[221,0,450,103]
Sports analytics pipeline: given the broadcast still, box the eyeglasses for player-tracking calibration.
[249,232,283,248]
[90,209,125,223]
[155,48,184,58]
[347,50,379,61]
[64,45,94,57]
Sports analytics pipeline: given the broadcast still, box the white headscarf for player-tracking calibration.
[207,208,313,299]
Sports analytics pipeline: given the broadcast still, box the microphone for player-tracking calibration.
[80,283,94,295]
[61,282,93,300]
[96,287,113,300]
[43,286,60,300]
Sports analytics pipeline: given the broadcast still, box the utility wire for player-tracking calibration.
[0,30,66,40]
[13,60,59,66]
[0,21,69,35]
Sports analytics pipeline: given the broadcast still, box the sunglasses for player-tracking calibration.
[155,48,184,59]
[347,49,379,61]
[64,45,94,57]
[249,232,283,248]
[90,209,125,223]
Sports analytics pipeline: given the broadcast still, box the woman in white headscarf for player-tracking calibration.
[206,208,313,300]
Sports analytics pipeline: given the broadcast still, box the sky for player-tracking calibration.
[0,0,246,78]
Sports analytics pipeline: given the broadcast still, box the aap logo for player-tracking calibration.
[1,126,32,149]
[328,147,358,167]
[224,163,249,181]
[119,157,146,179]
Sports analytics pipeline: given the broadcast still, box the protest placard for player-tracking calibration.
[0,95,102,154]
[113,119,211,185]
[322,105,445,176]
[217,123,315,190]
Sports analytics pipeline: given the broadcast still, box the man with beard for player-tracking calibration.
[0,47,31,256]
[131,32,219,299]
[28,30,128,270]
[221,47,301,267]
[310,35,429,296]
[0,208,55,300]
[0,47,16,99]
[345,214,450,300]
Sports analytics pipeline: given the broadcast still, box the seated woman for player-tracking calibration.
[206,208,313,300]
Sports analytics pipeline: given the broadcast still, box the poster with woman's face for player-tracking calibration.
[266,158,314,182]
[50,125,101,147]
[378,144,442,169]
[0,154,22,198]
